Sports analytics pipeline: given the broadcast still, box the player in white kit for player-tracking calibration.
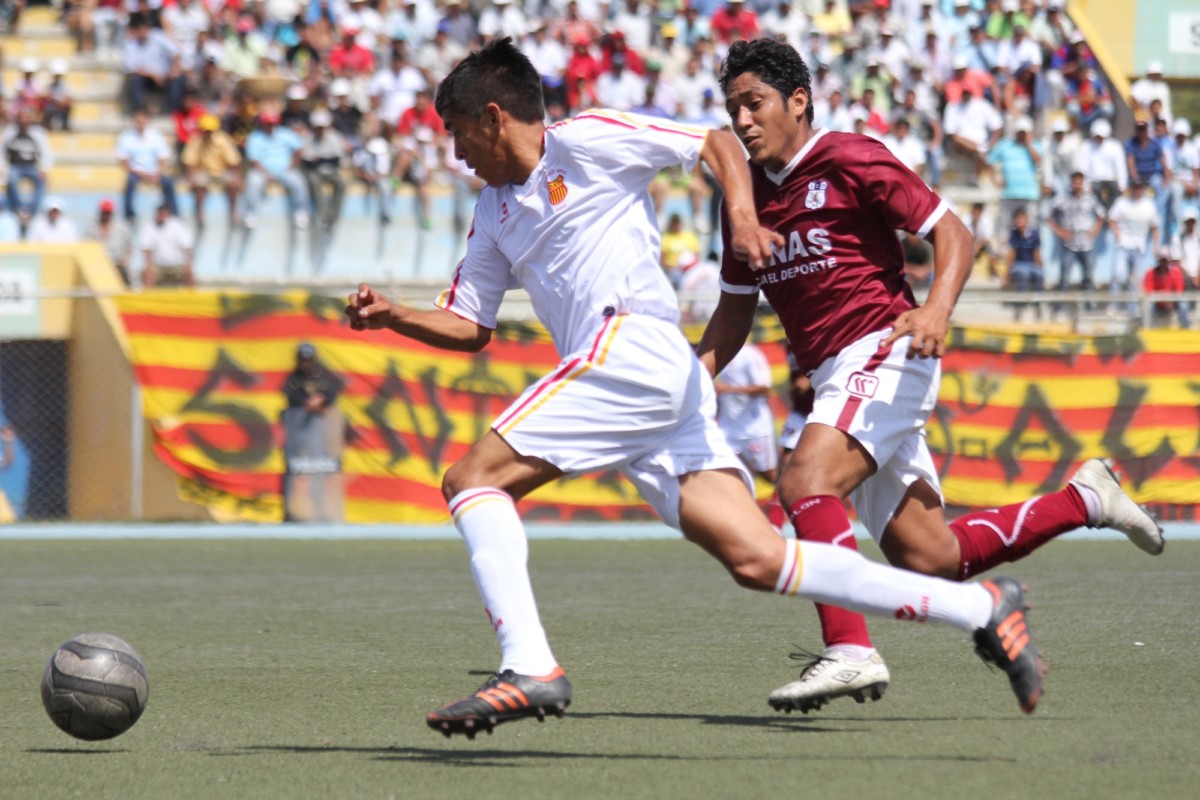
[346,38,1048,739]
[716,340,778,482]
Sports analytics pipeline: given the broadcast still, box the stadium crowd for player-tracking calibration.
[0,0,1197,319]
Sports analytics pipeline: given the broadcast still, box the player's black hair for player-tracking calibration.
[436,37,545,124]
[719,39,815,125]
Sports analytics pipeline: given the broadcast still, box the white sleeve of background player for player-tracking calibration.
[568,110,710,186]
[433,193,511,330]
[746,345,772,389]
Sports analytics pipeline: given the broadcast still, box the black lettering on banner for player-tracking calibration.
[1011,332,1085,363]
[947,327,1010,353]
[366,361,454,471]
[303,293,347,322]
[181,349,273,468]
[993,383,1081,491]
[450,353,515,443]
[925,404,956,477]
[1182,381,1200,476]
[1100,380,1175,489]
[1091,331,1145,364]
[940,371,1004,414]
[218,293,293,330]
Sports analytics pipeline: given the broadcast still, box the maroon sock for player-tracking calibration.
[766,494,787,533]
[949,486,1090,580]
[788,495,874,649]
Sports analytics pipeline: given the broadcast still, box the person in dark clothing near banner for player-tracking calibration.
[281,343,346,522]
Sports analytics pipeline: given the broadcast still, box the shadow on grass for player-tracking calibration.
[212,743,1013,768]
[26,748,129,755]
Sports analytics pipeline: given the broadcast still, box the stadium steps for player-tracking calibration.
[2,7,134,188]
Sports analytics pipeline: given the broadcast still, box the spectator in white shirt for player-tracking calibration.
[117,109,178,221]
[1073,118,1128,209]
[387,0,438,51]
[344,0,385,51]
[161,0,210,72]
[523,24,568,85]
[760,0,808,48]
[674,55,719,120]
[122,15,183,114]
[27,197,80,243]
[1108,180,1160,309]
[944,91,1002,179]
[609,0,653,51]
[140,204,195,288]
[416,22,467,87]
[812,89,852,132]
[882,117,928,180]
[595,52,646,112]
[1175,209,1199,288]
[368,44,428,127]
[1169,118,1199,234]
[1130,60,1173,124]
[996,23,1042,76]
[478,0,529,42]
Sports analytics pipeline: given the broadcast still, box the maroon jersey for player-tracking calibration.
[721,130,948,374]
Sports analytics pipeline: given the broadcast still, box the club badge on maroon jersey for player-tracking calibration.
[805,180,828,210]
[547,172,568,206]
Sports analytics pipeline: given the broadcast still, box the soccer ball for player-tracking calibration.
[40,633,149,741]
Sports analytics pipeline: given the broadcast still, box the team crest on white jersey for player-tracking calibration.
[546,170,569,206]
[805,180,828,210]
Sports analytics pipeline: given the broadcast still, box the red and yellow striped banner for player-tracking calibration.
[115,292,1200,523]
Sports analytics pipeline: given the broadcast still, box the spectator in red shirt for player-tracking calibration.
[564,36,600,113]
[329,23,376,78]
[1143,248,1190,328]
[710,0,759,46]
[549,0,602,48]
[172,88,206,163]
[600,31,644,76]
[394,89,443,230]
[944,54,994,105]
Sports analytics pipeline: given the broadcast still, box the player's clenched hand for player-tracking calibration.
[729,223,784,271]
[346,283,395,331]
[880,306,951,359]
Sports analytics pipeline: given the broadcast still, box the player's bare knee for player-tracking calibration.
[726,554,777,591]
[889,548,958,580]
[441,462,475,502]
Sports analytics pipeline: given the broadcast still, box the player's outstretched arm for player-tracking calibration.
[699,130,782,270]
[881,212,974,359]
[346,283,492,352]
[696,290,759,378]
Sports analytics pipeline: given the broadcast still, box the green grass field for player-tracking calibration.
[1,538,1197,799]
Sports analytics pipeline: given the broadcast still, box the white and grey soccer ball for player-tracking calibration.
[40,633,149,741]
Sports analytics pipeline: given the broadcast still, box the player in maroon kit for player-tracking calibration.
[697,38,1164,714]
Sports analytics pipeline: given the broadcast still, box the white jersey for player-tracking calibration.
[436,110,710,357]
[716,343,774,440]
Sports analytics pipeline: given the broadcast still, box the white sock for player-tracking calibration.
[779,540,993,633]
[1071,481,1104,526]
[824,645,876,662]
[449,488,558,676]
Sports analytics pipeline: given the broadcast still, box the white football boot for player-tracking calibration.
[768,650,890,714]
[1070,458,1164,555]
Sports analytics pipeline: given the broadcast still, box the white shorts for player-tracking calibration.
[779,410,806,452]
[494,313,751,529]
[806,328,942,542]
[724,432,779,474]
